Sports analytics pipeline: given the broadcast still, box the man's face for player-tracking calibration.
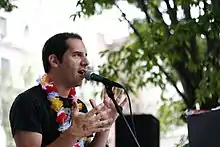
[50,38,89,87]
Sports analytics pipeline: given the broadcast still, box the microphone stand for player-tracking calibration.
[105,85,140,147]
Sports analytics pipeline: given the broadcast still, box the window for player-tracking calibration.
[0,17,7,39]
[1,58,11,84]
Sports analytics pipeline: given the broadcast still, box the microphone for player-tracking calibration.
[84,70,140,147]
[84,70,123,88]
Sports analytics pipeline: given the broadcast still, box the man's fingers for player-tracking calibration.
[84,127,111,137]
[88,108,111,121]
[103,97,111,108]
[119,97,128,108]
[104,88,109,100]
[89,99,97,108]
[86,103,104,118]
[88,118,113,129]
[72,101,79,116]
[116,89,125,104]
[100,105,108,112]
[88,127,111,134]
[113,87,116,94]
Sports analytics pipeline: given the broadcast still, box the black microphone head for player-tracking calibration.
[85,70,93,81]
[85,70,123,88]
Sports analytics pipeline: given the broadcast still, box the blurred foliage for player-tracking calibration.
[73,0,220,138]
[1,84,16,147]
[0,0,17,12]
[0,65,34,147]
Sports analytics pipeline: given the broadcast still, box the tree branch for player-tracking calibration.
[157,63,188,104]
[203,0,208,13]
[173,0,178,13]
[183,5,191,20]
[173,60,196,108]
[114,2,187,104]
[189,36,198,63]
[137,0,152,23]
[182,3,197,64]
[114,3,144,45]
[182,3,199,66]
[150,1,171,36]
[164,0,178,24]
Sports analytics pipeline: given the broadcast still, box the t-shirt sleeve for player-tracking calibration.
[9,93,42,137]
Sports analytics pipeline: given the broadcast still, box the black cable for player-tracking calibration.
[105,85,140,147]
[121,85,137,137]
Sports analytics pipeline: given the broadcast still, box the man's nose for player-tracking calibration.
[81,57,89,67]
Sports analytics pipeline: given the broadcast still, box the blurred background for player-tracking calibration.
[1,0,220,146]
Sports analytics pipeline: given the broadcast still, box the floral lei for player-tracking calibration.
[39,74,83,132]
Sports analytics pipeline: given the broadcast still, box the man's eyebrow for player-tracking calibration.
[72,51,87,56]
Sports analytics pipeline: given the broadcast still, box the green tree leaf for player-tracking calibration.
[72,1,220,140]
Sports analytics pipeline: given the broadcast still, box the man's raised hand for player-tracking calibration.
[67,101,113,138]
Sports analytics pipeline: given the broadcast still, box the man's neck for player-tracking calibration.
[47,73,71,98]
[56,85,71,98]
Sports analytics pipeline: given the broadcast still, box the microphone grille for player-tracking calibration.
[85,70,93,81]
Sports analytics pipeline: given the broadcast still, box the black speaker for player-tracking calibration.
[187,109,220,147]
[115,114,160,147]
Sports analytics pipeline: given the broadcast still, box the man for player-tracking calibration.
[9,33,127,147]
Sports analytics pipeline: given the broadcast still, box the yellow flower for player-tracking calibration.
[81,136,87,141]
[40,74,50,84]
[50,98,63,112]
[77,103,83,110]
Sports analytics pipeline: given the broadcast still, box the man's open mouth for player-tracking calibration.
[78,70,86,77]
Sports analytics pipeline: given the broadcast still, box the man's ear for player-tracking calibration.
[48,54,60,68]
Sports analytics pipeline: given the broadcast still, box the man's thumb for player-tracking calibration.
[72,101,79,115]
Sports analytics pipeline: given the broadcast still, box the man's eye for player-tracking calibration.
[73,54,81,57]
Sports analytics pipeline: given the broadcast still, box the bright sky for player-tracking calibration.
[12,0,141,48]
[0,0,145,75]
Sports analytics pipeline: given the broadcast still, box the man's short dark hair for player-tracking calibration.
[42,32,82,73]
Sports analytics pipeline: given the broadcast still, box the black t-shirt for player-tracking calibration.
[9,85,89,146]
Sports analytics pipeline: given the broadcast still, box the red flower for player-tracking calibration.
[56,112,67,123]
[75,144,81,147]
[45,85,57,93]
[69,88,76,96]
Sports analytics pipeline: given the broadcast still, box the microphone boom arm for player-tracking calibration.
[105,85,140,147]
